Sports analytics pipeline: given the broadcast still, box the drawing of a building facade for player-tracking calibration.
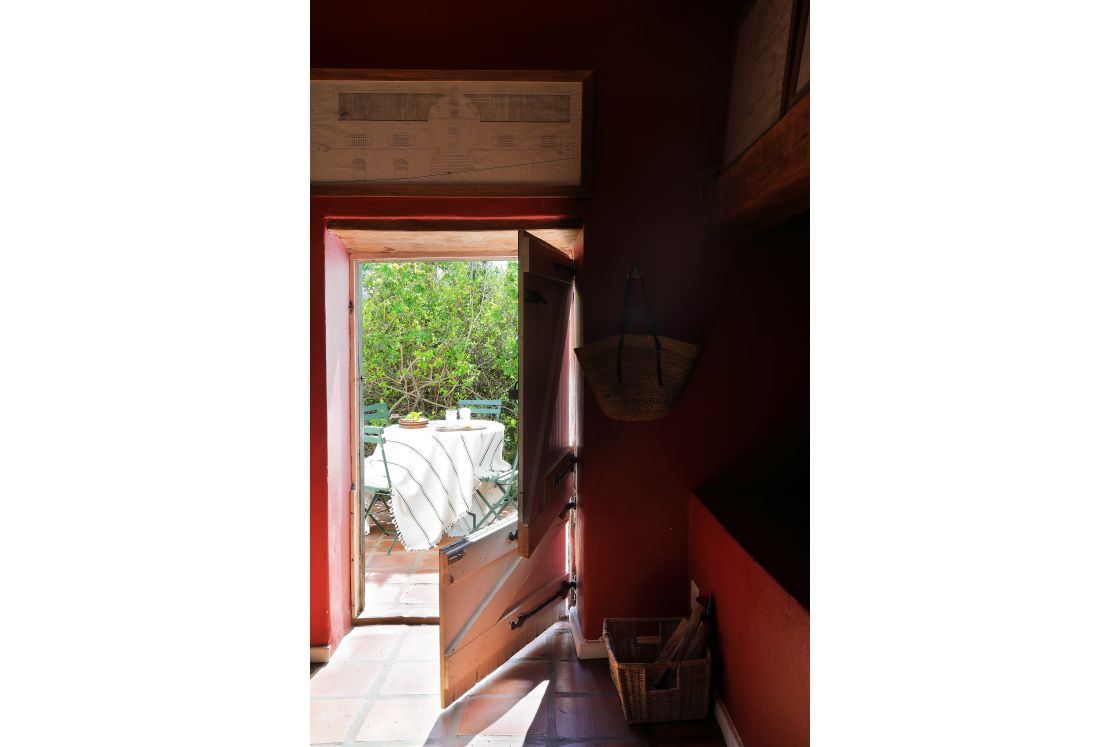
[311,82,582,185]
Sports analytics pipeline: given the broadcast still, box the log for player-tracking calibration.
[682,610,712,661]
[650,596,710,689]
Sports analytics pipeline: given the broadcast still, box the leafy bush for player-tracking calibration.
[361,261,519,460]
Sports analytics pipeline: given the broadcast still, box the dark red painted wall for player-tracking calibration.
[309,0,752,647]
[690,495,809,747]
[683,213,808,741]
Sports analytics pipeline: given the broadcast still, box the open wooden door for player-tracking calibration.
[438,229,580,707]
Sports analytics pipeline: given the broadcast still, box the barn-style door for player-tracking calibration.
[438,229,581,707]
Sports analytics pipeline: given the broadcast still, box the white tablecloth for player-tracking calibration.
[363,420,511,551]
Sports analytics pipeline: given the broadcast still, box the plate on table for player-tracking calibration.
[399,419,429,429]
[435,422,485,432]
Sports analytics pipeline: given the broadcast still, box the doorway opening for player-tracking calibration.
[357,258,521,622]
[339,221,583,707]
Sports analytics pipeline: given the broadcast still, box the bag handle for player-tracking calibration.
[617,264,663,385]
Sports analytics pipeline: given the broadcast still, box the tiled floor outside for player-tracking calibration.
[360,493,517,621]
[359,530,443,621]
[311,621,726,746]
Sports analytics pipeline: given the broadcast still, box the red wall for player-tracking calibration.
[310,0,748,647]
[682,213,808,741]
[690,495,809,747]
[310,216,329,646]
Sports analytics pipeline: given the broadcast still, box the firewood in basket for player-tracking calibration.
[649,596,710,689]
[652,619,689,666]
[681,604,713,661]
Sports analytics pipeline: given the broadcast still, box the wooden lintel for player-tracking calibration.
[708,94,809,237]
[328,220,582,261]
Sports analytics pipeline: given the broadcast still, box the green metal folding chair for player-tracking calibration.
[363,402,390,425]
[362,424,399,554]
[471,452,518,530]
[457,399,519,530]
[457,398,502,418]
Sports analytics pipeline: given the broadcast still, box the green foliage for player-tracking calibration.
[361,261,519,459]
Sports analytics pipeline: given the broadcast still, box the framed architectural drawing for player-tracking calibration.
[784,1,809,110]
[721,0,795,168]
[311,70,593,196]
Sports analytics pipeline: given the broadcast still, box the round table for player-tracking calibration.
[364,419,511,550]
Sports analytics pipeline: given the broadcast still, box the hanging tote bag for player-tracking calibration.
[575,264,700,421]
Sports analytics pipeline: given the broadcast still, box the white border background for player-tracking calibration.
[1,1,1119,745]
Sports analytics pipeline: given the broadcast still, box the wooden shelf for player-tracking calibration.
[694,483,808,610]
[693,418,808,609]
[707,94,809,238]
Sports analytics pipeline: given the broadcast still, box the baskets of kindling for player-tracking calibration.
[603,605,713,723]
[575,265,699,422]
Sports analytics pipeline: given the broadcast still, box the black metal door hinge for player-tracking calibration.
[553,454,578,485]
[558,500,576,519]
[445,538,469,564]
[511,580,577,630]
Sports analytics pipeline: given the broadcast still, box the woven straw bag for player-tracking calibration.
[575,265,699,421]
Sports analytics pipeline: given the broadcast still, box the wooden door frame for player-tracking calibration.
[349,253,364,619]
[340,217,581,624]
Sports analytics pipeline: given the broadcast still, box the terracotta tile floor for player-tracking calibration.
[310,621,726,746]
[359,495,516,622]
[359,529,448,621]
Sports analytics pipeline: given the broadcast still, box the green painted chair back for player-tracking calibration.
[457,398,502,417]
[472,447,519,531]
[363,402,390,425]
[361,424,398,553]
[362,426,392,490]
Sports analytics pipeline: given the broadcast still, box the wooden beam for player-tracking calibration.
[333,229,519,260]
[707,94,809,237]
[328,221,581,261]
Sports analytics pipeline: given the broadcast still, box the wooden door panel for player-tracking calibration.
[438,228,581,707]
[519,448,576,557]
[439,517,567,706]
[521,234,577,279]
[518,230,577,557]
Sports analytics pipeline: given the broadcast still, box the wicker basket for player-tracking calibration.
[575,264,699,422]
[576,334,699,421]
[602,617,712,723]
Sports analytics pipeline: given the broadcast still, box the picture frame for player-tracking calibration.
[721,0,796,168]
[311,69,593,197]
[783,0,810,113]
